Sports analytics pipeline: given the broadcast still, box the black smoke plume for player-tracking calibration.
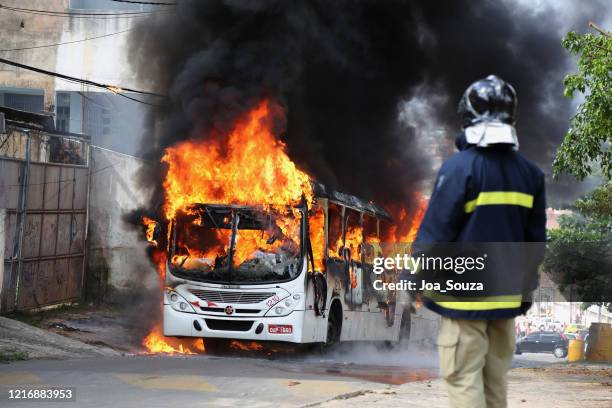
[129,0,604,212]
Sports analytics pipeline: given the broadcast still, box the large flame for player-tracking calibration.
[385,195,427,242]
[162,100,313,220]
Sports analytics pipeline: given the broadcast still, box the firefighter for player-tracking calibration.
[415,75,546,408]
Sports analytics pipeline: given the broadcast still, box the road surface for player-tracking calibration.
[0,345,563,408]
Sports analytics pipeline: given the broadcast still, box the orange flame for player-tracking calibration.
[142,324,205,354]
[142,216,158,245]
[162,100,313,220]
[384,194,427,242]
[229,340,264,351]
[308,207,325,271]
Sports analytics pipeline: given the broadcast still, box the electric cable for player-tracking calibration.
[0,29,132,52]
[0,57,166,107]
[109,0,176,5]
[0,4,169,19]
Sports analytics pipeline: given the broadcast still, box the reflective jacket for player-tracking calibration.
[415,133,546,319]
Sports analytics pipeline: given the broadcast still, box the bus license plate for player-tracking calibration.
[268,325,293,334]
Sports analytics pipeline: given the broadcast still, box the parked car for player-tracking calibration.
[515,331,568,358]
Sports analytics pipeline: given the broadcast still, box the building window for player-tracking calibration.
[56,92,71,132]
[3,93,44,113]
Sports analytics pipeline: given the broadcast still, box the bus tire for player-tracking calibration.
[325,300,342,348]
[203,338,232,354]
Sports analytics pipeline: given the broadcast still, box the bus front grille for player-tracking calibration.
[204,319,254,332]
[189,289,275,304]
[200,307,261,314]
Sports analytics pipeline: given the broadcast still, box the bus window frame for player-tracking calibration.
[325,201,345,261]
[343,208,364,265]
[362,213,381,266]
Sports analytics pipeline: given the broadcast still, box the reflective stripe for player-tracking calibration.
[464,191,533,213]
[424,292,523,311]
[435,301,522,310]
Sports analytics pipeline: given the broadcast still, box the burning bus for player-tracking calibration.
[143,101,416,348]
[159,182,412,346]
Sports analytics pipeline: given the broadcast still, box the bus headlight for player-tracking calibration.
[165,289,196,314]
[265,293,303,317]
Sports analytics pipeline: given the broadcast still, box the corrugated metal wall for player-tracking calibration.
[0,126,90,313]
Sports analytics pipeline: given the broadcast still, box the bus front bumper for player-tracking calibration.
[163,304,305,343]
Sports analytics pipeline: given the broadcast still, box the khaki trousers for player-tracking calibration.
[437,316,515,408]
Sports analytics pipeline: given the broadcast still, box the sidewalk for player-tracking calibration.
[314,363,612,408]
[0,316,119,361]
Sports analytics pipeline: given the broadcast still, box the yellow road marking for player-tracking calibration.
[116,374,219,392]
[0,372,42,385]
[281,379,354,398]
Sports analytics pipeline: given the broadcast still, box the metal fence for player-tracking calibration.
[0,125,90,313]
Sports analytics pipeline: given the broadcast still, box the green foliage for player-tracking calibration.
[575,180,612,218]
[553,27,612,180]
[0,349,29,363]
[543,183,612,312]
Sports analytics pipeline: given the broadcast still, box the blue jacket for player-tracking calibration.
[415,133,546,319]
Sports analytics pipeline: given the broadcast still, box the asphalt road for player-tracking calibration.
[512,352,565,368]
[0,345,563,408]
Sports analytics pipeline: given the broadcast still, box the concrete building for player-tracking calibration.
[0,0,155,307]
[0,0,151,155]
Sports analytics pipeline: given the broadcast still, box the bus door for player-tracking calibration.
[362,214,381,306]
[325,203,362,310]
[343,209,364,308]
[325,202,346,302]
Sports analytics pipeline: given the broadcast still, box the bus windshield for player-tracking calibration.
[168,204,303,284]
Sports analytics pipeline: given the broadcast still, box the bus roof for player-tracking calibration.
[183,182,392,222]
[312,182,392,221]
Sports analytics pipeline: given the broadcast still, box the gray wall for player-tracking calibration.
[87,146,155,299]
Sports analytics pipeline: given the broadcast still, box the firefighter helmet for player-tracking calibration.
[458,75,517,128]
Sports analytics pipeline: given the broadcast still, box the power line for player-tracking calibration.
[56,76,161,107]
[0,4,169,19]
[110,0,176,5]
[0,57,164,97]
[0,29,132,52]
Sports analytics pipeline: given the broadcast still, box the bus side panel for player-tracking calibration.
[339,309,403,342]
[302,308,327,342]
[302,274,327,342]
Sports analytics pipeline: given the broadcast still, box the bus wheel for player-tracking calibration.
[325,301,342,348]
[203,338,232,354]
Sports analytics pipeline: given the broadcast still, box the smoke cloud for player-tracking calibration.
[128,0,605,211]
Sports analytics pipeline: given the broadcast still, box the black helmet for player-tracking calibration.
[458,75,517,128]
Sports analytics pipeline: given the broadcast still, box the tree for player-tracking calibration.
[553,23,612,181]
[543,182,612,313]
